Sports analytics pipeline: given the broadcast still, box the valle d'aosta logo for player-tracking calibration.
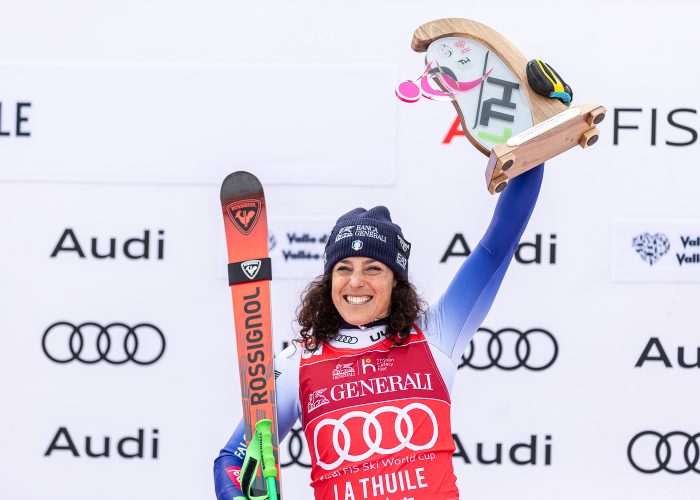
[632,233,670,266]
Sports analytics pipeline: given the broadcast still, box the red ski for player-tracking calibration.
[220,171,282,497]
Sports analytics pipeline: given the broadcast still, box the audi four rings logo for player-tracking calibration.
[281,425,311,468]
[313,403,438,470]
[332,334,359,345]
[628,431,700,474]
[42,322,166,365]
[459,327,558,371]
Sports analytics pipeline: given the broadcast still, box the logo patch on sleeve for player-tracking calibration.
[225,466,242,490]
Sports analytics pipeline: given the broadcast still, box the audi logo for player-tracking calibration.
[459,327,558,371]
[313,403,438,470]
[628,431,700,474]
[280,425,311,469]
[332,334,358,345]
[42,322,166,365]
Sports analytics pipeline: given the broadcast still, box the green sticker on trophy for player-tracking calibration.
[398,18,606,194]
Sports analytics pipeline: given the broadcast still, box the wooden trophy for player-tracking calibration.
[411,18,606,193]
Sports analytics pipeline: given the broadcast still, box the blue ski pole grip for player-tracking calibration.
[255,419,278,500]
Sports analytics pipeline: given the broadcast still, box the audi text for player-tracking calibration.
[50,229,165,260]
[44,427,159,459]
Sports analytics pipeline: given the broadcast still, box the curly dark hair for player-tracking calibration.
[296,273,426,350]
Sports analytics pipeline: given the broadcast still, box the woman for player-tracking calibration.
[214,163,544,499]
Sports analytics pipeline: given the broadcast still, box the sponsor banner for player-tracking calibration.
[280,425,313,469]
[44,427,160,459]
[49,228,166,261]
[268,217,333,279]
[628,430,700,474]
[440,232,557,265]
[612,220,700,282]
[42,321,166,366]
[0,64,398,186]
[634,337,700,369]
[442,107,699,148]
[458,327,558,371]
[217,216,332,281]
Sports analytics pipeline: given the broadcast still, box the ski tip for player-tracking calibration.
[220,171,264,202]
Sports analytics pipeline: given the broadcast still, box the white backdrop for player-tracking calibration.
[1,1,699,499]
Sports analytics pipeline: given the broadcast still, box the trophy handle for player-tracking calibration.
[486,104,607,193]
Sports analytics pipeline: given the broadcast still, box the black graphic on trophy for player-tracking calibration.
[408,18,606,193]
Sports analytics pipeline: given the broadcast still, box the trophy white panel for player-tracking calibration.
[426,36,534,151]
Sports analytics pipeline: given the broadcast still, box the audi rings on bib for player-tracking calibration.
[313,403,438,470]
[42,322,166,365]
[628,431,700,474]
[460,327,558,371]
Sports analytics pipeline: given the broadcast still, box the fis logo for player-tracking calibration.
[227,200,261,235]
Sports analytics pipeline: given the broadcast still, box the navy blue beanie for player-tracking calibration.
[323,206,411,279]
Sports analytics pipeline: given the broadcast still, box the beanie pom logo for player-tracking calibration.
[351,240,364,251]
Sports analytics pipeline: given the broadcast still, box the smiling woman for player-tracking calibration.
[297,255,425,350]
[330,257,397,325]
[214,163,545,500]
[297,207,425,349]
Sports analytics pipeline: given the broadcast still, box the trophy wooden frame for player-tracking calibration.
[412,18,606,193]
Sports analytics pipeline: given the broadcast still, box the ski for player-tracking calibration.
[220,171,281,498]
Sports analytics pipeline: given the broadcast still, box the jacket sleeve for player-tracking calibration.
[213,344,301,500]
[420,164,544,364]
